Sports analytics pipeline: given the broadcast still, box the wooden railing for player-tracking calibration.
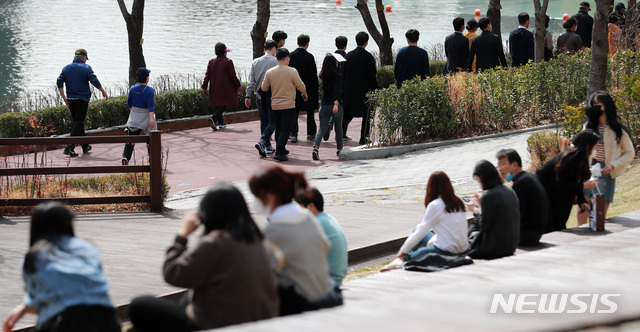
[0,131,163,212]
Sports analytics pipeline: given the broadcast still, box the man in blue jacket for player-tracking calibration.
[57,49,108,157]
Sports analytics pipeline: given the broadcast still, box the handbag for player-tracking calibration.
[589,183,605,231]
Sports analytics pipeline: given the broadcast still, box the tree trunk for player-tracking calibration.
[118,0,146,86]
[487,0,502,43]
[355,0,395,65]
[588,0,613,96]
[532,0,550,63]
[251,0,270,59]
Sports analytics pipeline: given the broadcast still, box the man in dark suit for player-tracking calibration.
[508,12,534,67]
[467,17,507,71]
[573,1,594,48]
[443,17,469,74]
[343,31,378,145]
[394,29,430,88]
[289,34,319,142]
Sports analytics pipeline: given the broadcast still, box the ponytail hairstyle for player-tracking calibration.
[249,166,308,208]
[586,91,628,143]
[198,183,263,243]
[425,171,465,213]
[23,202,75,274]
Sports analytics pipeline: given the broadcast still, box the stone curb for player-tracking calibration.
[338,124,560,161]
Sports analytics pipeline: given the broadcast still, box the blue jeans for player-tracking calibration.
[274,108,296,156]
[314,104,343,150]
[403,231,453,261]
[258,97,276,147]
[583,161,616,203]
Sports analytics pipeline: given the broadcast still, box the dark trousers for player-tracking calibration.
[68,99,89,149]
[129,295,200,332]
[342,110,371,140]
[258,97,276,147]
[274,108,295,156]
[36,305,120,332]
[519,229,543,246]
[211,106,226,125]
[122,127,144,162]
[277,286,314,316]
[291,109,317,137]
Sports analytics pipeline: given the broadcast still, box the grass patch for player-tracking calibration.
[344,262,389,283]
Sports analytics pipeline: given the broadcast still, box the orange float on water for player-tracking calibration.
[336,0,342,4]
[386,5,392,12]
[563,13,569,22]
[474,9,481,16]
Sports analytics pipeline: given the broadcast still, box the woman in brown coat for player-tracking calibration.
[201,42,242,130]
[128,184,278,331]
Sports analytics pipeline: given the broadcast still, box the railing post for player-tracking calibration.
[149,130,162,212]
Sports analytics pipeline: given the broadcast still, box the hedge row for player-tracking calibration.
[368,49,640,145]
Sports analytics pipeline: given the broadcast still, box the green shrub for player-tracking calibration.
[526,131,560,172]
[559,105,586,138]
[368,76,455,144]
[429,60,446,76]
[376,65,396,89]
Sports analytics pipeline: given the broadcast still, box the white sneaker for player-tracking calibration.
[380,258,404,272]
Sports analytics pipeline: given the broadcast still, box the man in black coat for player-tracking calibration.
[443,17,469,74]
[394,29,430,87]
[573,1,594,48]
[508,13,534,67]
[496,149,548,246]
[343,31,378,145]
[467,17,507,71]
[288,34,319,142]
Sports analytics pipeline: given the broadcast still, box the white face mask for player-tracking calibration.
[251,198,272,217]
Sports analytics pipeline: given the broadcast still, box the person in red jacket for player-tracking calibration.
[201,42,243,130]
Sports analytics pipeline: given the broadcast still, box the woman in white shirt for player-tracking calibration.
[382,171,469,271]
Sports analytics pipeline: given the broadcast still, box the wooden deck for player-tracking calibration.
[214,210,640,332]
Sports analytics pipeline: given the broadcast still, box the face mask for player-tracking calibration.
[505,173,515,182]
[251,198,272,217]
[587,105,603,119]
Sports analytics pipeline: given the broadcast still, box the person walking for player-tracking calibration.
[443,18,469,74]
[122,67,156,165]
[201,42,243,130]
[322,36,349,142]
[2,202,120,332]
[272,30,288,48]
[288,34,319,143]
[343,31,378,144]
[573,1,594,48]
[556,17,583,55]
[311,54,344,160]
[261,48,308,162]
[467,18,507,71]
[246,40,279,157]
[508,13,535,67]
[394,29,431,87]
[57,48,108,157]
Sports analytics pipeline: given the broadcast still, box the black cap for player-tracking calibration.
[136,67,151,80]
[580,1,591,11]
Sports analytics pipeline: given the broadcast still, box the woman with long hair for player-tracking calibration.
[579,91,634,222]
[381,171,469,271]
[536,129,601,232]
[249,166,331,316]
[312,54,344,160]
[466,160,520,259]
[3,202,120,332]
[129,184,278,331]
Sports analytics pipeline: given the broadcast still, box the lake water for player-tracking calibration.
[0,0,581,99]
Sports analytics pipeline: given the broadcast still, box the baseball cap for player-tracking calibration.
[136,67,151,80]
[580,1,591,11]
[75,48,89,60]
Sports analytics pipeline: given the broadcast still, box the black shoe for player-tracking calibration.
[290,136,298,143]
[63,147,78,157]
[274,154,289,161]
[209,118,218,130]
[323,124,332,141]
[284,149,290,155]
[82,145,92,154]
[343,135,352,141]
[122,158,129,165]
[336,150,341,156]
[307,135,315,141]
[359,137,371,144]
[312,148,319,161]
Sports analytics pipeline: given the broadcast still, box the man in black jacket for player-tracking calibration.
[496,149,548,246]
[443,17,469,74]
[508,13,534,67]
[343,32,378,145]
[467,18,507,71]
[573,1,594,47]
[289,34,319,142]
[394,29,430,87]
